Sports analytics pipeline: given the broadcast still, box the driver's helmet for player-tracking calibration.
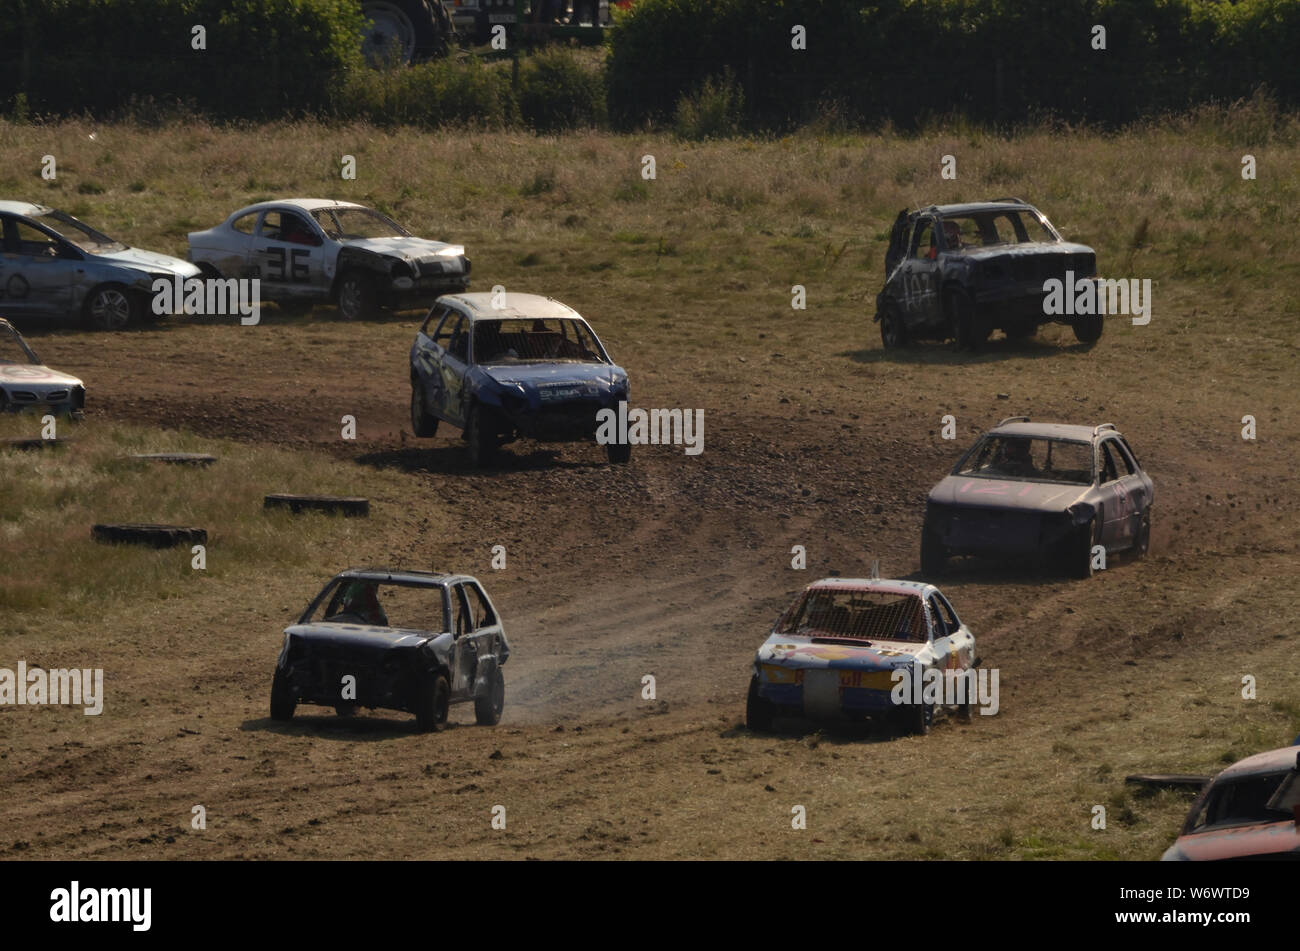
[1001,438,1032,465]
[943,220,962,246]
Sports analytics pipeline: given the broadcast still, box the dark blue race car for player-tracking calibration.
[409,292,630,466]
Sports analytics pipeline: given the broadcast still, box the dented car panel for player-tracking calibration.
[874,199,1101,348]
[187,199,470,316]
[747,578,975,729]
[271,568,509,731]
[922,419,1154,578]
[0,318,85,416]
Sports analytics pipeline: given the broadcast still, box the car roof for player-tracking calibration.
[988,421,1107,442]
[229,198,367,218]
[334,567,475,587]
[1215,745,1300,781]
[804,577,935,598]
[0,200,53,217]
[916,200,1037,217]
[437,292,583,321]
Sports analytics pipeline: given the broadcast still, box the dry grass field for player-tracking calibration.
[0,113,1297,859]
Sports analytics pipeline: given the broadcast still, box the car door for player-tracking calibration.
[435,310,471,426]
[1096,439,1137,549]
[1109,437,1150,544]
[0,217,76,319]
[448,583,478,699]
[900,216,943,329]
[928,592,974,671]
[463,580,504,663]
[250,209,328,300]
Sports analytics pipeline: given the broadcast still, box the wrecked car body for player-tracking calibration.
[0,318,85,417]
[746,578,977,736]
[874,198,1102,349]
[187,199,469,319]
[409,291,631,466]
[270,568,509,731]
[922,418,1154,578]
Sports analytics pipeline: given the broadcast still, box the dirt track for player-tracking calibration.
[2,305,1298,860]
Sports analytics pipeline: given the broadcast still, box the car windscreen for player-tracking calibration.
[941,210,1057,250]
[956,436,1093,485]
[776,589,927,642]
[311,207,409,240]
[34,210,125,253]
[473,318,606,365]
[307,580,444,631]
[1189,772,1294,832]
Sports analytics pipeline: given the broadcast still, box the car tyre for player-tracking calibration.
[1067,518,1098,579]
[464,404,494,468]
[270,669,296,721]
[745,675,775,732]
[1005,322,1037,340]
[360,0,451,65]
[474,665,505,726]
[920,526,948,576]
[1134,510,1151,558]
[950,292,988,351]
[879,303,909,349]
[606,441,631,464]
[337,271,377,321]
[414,672,450,732]
[334,703,359,717]
[897,697,933,736]
[410,384,439,437]
[84,283,139,331]
[1072,314,1104,344]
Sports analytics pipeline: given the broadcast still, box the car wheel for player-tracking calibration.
[270,669,296,721]
[879,303,909,349]
[474,665,505,726]
[334,703,359,717]
[84,284,138,331]
[904,697,933,736]
[410,384,439,437]
[745,675,775,732]
[464,404,494,468]
[1005,322,1037,340]
[949,292,987,351]
[920,526,948,576]
[1067,518,1098,579]
[337,271,377,321]
[1073,314,1104,343]
[1134,510,1151,558]
[414,672,450,732]
[606,441,631,464]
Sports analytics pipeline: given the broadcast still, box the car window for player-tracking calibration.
[1190,772,1293,831]
[421,305,451,335]
[433,310,463,345]
[910,219,936,259]
[1099,442,1121,484]
[1111,438,1138,475]
[777,589,927,642]
[13,220,61,257]
[929,594,959,636]
[451,584,472,638]
[472,317,604,365]
[231,212,257,235]
[958,435,1093,485]
[260,210,317,245]
[464,582,497,630]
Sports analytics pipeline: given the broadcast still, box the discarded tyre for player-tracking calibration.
[92,523,208,548]
[264,494,370,516]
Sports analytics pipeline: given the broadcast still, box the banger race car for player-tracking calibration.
[875,198,1101,349]
[1162,746,1300,861]
[270,568,509,732]
[0,200,199,329]
[746,578,977,736]
[409,292,631,466]
[922,417,1154,578]
[0,318,85,417]
[187,199,469,320]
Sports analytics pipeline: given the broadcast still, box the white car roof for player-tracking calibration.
[0,201,52,216]
[439,293,583,321]
[805,577,937,598]
[228,198,368,219]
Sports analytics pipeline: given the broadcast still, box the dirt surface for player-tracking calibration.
[2,302,1298,860]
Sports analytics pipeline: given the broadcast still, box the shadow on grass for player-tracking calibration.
[356,442,613,476]
[241,711,471,740]
[841,334,1098,365]
[8,304,426,339]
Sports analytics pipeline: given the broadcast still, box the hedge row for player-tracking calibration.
[606,0,1300,130]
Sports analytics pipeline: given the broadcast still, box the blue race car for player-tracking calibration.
[409,292,630,466]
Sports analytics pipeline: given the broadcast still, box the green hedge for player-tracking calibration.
[606,0,1300,130]
[0,0,366,119]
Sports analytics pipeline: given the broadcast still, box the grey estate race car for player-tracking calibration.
[875,198,1101,349]
[0,318,85,417]
[187,199,469,319]
[409,292,631,466]
[270,568,509,731]
[922,417,1154,578]
[0,200,199,329]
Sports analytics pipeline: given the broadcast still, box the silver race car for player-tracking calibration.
[0,318,85,417]
[0,201,199,330]
[187,199,470,320]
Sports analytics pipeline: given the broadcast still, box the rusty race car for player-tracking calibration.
[270,568,509,731]
[875,198,1101,349]
[0,318,85,417]
[187,199,469,320]
[746,578,977,736]
[922,418,1154,579]
[1162,746,1300,861]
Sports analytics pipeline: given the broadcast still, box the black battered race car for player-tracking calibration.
[922,418,1154,578]
[270,568,510,731]
[875,199,1102,350]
